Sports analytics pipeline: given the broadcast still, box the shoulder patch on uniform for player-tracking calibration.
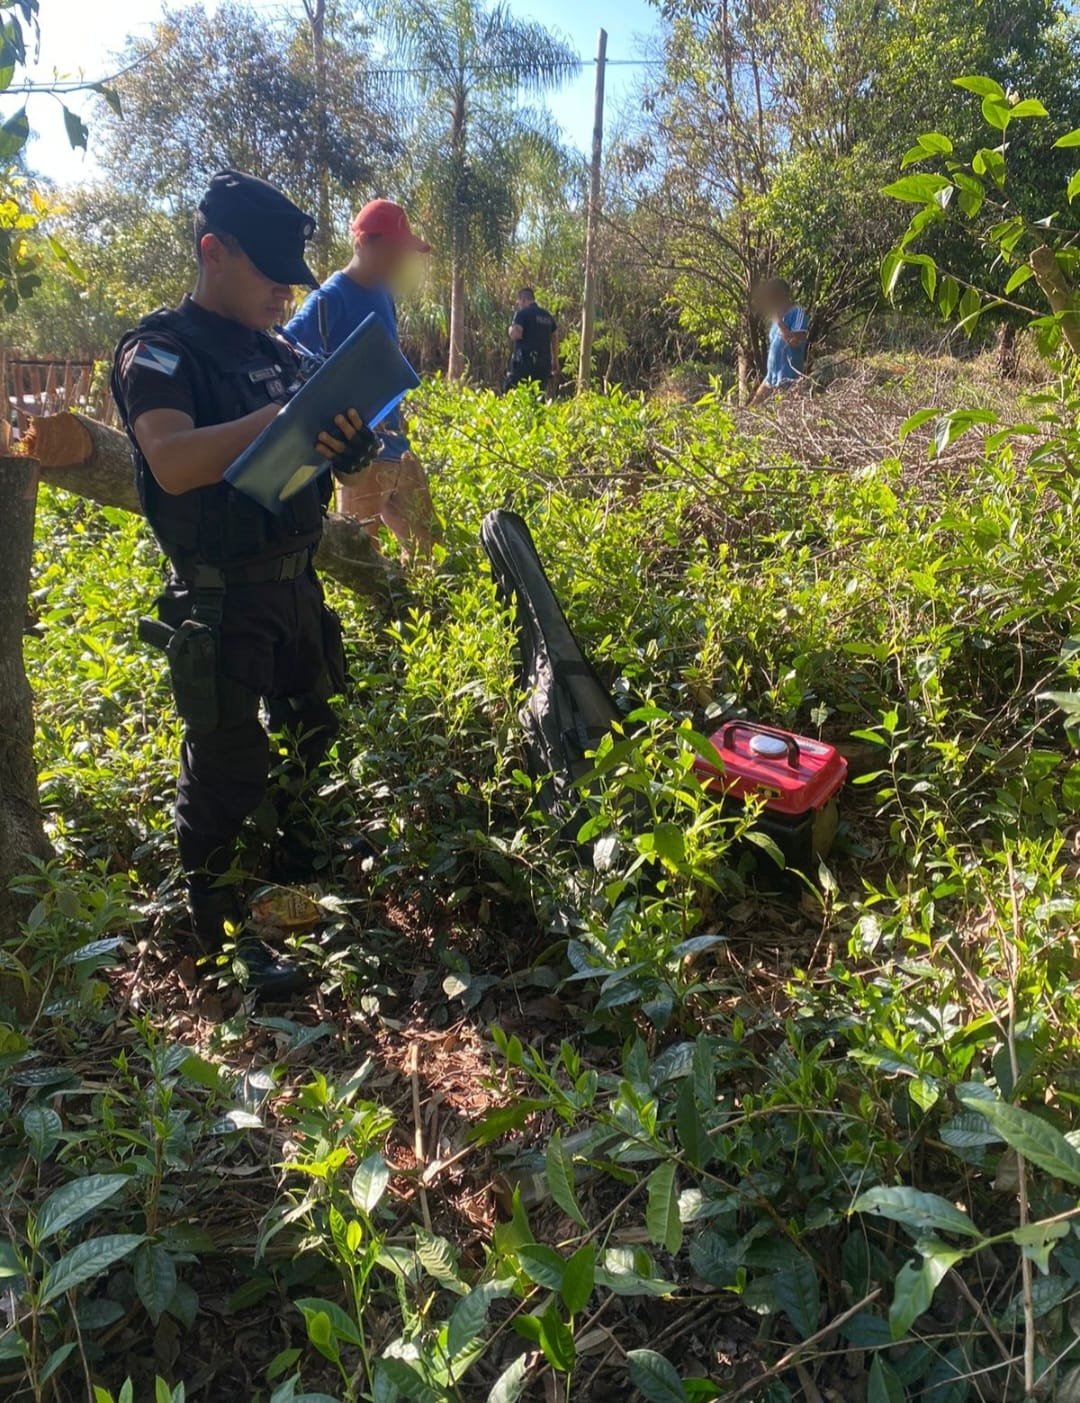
[129,341,181,377]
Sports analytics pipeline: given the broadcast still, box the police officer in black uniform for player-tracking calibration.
[111,170,378,998]
[503,287,559,393]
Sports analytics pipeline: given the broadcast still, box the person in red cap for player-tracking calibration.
[286,198,438,557]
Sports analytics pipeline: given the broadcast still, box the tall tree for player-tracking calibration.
[99,3,396,245]
[631,0,1080,388]
[373,0,578,379]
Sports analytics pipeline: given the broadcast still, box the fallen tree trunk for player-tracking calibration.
[26,412,140,512]
[23,412,405,610]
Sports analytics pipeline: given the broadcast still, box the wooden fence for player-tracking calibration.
[1,351,117,437]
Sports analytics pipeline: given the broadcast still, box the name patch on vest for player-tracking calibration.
[248,364,284,383]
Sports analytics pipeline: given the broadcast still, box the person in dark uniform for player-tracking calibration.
[503,287,559,393]
[111,170,378,998]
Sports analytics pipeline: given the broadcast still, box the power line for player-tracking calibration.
[5,57,661,96]
[360,58,661,75]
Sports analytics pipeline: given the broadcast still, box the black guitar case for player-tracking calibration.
[480,509,622,825]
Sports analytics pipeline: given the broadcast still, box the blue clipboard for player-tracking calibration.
[224,312,420,514]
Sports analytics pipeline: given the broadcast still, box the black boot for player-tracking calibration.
[187,884,310,1001]
[231,939,311,1001]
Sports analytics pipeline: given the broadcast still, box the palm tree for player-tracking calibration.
[373,0,579,379]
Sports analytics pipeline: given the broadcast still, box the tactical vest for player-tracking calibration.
[110,305,330,573]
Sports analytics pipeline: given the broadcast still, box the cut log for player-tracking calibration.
[25,411,140,512]
[24,412,405,610]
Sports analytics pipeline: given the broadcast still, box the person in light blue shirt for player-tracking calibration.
[286,199,437,556]
[751,277,810,405]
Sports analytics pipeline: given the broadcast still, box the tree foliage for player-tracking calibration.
[883,76,1080,361]
[371,0,579,378]
[624,0,1080,381]
[98,3,397,233]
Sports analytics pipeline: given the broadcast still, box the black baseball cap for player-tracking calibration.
[197,170,318,288]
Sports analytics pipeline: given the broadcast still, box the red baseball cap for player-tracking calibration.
[351,199,431,252]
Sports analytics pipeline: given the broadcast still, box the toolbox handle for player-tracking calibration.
[722,722,801,770]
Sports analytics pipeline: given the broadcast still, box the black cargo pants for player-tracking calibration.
[157,569,345,896]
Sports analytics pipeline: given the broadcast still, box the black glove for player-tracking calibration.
[317,410,381,476]
[331,421,379,476]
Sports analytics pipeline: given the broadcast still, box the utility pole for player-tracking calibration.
[302,0,332,278]
[577,28,607,392]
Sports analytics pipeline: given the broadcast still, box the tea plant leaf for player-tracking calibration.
[39,1342,77,1385]
[853,1186,981,1239]
[32,1173,128,1245]
[774,1256,820,1339]
[689,1229,735,1287]
[545,1133,587,1227]
[39,1233,145,1306]
[646,1162,682,1254]
[627,1348,688,1403]
[998,1272,1070,1327]
[841,1312,893,1348]
[957,1085,1080,1186]
[868,1354,906,1403]
[939,1113,1001,1149]
[561,1243,596,1315]
[267,1348,302,1384]
[305,1309,339,1364]
[469,1099,546,1145]
[596,1247,676,1297]
[377,1358,440,1402]
[922,1348,970,1403]
[536,1305,575,1373]
[414,1228,466,1293]
[294,1297,364,1348]
[351,1152,390,1213]
[889,1252,951,1341]
[209,1109,264,1134]
[676,1077,708,1169]
[133,1243,177,1325]
[78,1299,126,1331]
[649,1042,696,1088]
[517,1243,566,1290]
[22,1106,62,1162]
[488,1353,531,1403]
[447,1278,512,1358]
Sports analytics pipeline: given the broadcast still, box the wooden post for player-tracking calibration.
[577,28,607,393]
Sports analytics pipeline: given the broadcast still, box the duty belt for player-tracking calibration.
[173,547,314,589]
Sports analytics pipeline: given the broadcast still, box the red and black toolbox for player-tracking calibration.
[692,721,848,874]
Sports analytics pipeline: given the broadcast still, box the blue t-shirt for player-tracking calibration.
[286,271,408,450]
[765,306,809,387]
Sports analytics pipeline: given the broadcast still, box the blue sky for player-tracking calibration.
[21,0,660,186]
